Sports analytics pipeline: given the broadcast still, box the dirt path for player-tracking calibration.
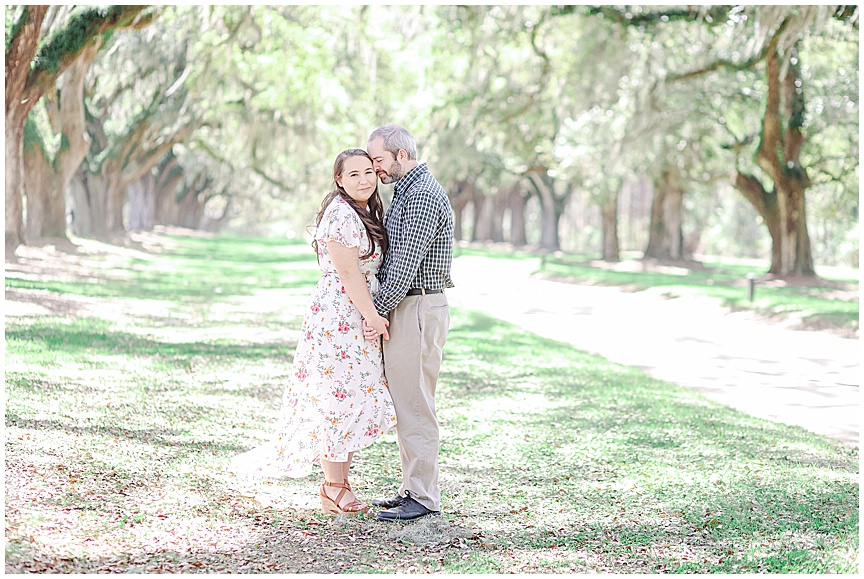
[448,256,860,448]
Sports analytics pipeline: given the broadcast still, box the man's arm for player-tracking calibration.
[373,193,441,316]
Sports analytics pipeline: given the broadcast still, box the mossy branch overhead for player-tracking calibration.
[581,5,735,27]
[28,6,155,92]
[5,5,28,55]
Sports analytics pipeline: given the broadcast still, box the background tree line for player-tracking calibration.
[5,5,859,275]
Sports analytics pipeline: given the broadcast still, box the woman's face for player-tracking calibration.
[337,155,377,208]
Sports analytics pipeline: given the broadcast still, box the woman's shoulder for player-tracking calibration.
[322,195,354,216]
[319,196,363,233]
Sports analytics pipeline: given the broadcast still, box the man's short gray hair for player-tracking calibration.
[368,124,417,160]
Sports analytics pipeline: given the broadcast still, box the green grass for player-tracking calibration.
[6,233,320,301]
[4,233,859,573]
[503,248,857,336]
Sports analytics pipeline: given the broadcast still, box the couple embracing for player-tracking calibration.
[231,124,454,522]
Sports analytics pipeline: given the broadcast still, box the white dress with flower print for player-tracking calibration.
[230,197,396,478]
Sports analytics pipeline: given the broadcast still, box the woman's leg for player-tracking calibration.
[341,452,354,483]
[320,459,358,508]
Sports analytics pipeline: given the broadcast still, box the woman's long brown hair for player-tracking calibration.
[312,149,388,260]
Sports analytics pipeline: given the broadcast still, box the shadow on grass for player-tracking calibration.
[5,318,296,367]
[434,309,858,572]
[7,235,321,302]
[4,411,240,454]
[444,311,854,459]
[5,269,321,302]
[4,234,858,573]
[537,255,859,336]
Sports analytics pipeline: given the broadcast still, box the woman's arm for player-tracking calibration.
[326,240,389,339]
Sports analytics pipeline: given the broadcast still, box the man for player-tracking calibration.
[363,124,454,522]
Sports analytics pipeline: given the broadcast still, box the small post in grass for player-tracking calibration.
[746,273,756,302]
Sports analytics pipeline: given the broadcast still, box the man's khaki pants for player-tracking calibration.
[383,292,449,511]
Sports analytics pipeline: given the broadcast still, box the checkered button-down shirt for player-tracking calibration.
[374,162,455,316]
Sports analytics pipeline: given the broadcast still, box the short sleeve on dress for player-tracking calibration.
[315,198,363,249]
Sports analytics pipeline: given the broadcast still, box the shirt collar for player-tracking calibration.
[394,162,428,196]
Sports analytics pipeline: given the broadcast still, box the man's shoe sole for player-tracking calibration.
[376,510,440,522]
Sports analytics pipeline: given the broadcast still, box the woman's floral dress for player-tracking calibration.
[231,197,396,478]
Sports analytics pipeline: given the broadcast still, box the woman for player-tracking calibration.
[231,149,396,515]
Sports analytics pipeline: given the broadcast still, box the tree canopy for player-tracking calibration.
[5,4,859,272]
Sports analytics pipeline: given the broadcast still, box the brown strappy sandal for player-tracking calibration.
[319,480,371,515]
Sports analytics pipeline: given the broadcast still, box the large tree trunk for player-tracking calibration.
[507,184,527,247]
[75,128,193,238]
[600,193,620,262]
[70,166,124,239]
[69,170,95,236]
[447,179,473,241]
[24,44,99,240]
[22,122,64,239]
[537,188,560,250]
[527,169,569,251]
[178,192,206,229]
[471,190,493,242]
[5,6,151,253]
[489,190,509,243]
[105,167,128,235]
[153,151,184,225]
[155,182,181,226]
[644,164,685,261]
[70,170,108,238]
[735,172,783,270]
[157,172,209,229]
[735,38,814,276]
[127,172,158,231]
[6,110,31,256]
[5,6,48,255]
[175,174,211,228]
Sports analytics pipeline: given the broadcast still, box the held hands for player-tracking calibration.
[363,315,390,342]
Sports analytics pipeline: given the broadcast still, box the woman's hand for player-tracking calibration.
[363,315,390,342]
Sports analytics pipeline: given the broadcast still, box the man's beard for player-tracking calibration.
[379,161,403,185]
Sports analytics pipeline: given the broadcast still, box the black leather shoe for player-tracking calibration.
[372,492,406,509]
[376,491,439,522]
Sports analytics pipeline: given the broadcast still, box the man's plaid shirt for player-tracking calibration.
[374,162,455,316]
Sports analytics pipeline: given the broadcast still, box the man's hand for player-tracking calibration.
[363,316,390,342]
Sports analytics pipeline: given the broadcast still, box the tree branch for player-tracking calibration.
[734,171,772,220]
[754,30,785,183]
[193,139,293,195]
[664,18,791,84]
[122,122,199,189]
[27,6,156,97]
[5,6,48,112]
[581,5,734,28]
[834,5,859,28]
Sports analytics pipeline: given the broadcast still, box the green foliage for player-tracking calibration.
[16,4,857,265]
[5,5,27,55]
[22,114,48,157]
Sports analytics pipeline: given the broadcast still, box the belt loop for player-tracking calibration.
[420,288,426,296]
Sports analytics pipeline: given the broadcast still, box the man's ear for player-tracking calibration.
[397,149,407,161]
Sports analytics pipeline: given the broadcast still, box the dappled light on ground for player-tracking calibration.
[449,254,859,446]
[5,234,858,573]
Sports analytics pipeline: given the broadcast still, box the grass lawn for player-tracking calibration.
[4,231,859,573]
[454,244,859,339]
